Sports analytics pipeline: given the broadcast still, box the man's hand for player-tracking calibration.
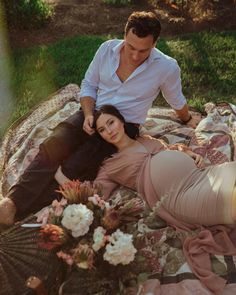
[80,96,96,135]
[83,115,95,135]
[174,104,203,129]
[185,113,202,129]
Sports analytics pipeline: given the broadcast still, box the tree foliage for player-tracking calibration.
[102,0,132,6]
[2,0,53,29]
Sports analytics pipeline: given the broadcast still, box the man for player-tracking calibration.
[0,11,199,225]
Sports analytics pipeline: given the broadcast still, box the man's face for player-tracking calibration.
[123,29,156,67]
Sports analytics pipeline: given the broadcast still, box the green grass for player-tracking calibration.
[157,31,236,110]
[1,31,236,138]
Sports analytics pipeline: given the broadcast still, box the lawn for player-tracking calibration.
[1,30,236,138]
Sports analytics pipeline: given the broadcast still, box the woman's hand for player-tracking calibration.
[55,166,71,185]
[185,150,205,168]
[168,143,204,167]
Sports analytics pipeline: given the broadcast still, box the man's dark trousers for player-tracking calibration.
[7,110,139,219]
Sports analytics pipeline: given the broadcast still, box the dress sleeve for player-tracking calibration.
[94,166,118,200]
[141,135,169,149]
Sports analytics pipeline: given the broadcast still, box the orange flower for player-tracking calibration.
[101,208,120,230]
[56,180,82,203]
[56,180,102,204]
[38,224,68,250]
[72,243,95,270]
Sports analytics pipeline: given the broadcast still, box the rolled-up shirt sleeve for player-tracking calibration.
[79,42,108,101]
[160,62,187,110]
[94,166,118,200]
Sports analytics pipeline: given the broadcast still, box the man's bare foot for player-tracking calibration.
[0,198,17,226]
[26,276,48,295]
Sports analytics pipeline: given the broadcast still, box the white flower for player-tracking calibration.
[92,226,107,252]
[103,229,137,265]
[61,204,94,238]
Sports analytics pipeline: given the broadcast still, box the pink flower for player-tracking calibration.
[88,194,107,209]
[36,207,50,225]
[52,198,67,216]
[57,251,74,265]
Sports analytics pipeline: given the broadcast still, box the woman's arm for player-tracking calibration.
[94,166,118,200]
[55,166,71,185]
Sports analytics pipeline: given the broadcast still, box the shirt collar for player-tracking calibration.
[112,40,124,59]
[147,47,161,64]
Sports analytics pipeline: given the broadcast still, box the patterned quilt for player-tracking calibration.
[0,84,236,295]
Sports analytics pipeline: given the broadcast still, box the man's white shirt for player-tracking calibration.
[79,39,186,124]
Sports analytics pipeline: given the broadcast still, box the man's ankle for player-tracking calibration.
[0,198,17,225]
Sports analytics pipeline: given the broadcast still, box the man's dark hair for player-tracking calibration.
[125,11,161,43]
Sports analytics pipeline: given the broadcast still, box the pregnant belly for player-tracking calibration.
[150,150,197,199]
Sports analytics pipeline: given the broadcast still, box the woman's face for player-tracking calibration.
[96,113,125,145]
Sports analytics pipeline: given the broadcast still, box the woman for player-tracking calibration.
[55,105,236,227]
[55,105,236,292]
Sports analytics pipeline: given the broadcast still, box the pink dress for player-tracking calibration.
[95,136,236,292]
[95,136,235,226]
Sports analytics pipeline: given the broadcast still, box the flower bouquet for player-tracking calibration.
[37,180,144,271]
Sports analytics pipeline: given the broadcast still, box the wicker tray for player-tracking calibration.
[0,215,65,295]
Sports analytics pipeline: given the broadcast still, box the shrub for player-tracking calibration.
[3,0,53,29]
[102,0,132,6]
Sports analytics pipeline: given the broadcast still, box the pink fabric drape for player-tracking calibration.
[183,226,236,293]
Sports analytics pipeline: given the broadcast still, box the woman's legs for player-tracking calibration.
[151,152,236,226]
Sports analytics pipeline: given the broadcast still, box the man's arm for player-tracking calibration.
[80,96,96,135]
[78,42,110,134]
[160,63,201,128]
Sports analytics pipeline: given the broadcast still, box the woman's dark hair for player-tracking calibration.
[93,104,139,139]
[93,104,125,128]
[125,11,161,43]
[61,105,139,182]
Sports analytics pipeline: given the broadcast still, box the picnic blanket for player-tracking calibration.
[0,84,236,295]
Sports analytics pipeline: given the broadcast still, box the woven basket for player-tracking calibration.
[0,215,65,295]
[59,267,120,295]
